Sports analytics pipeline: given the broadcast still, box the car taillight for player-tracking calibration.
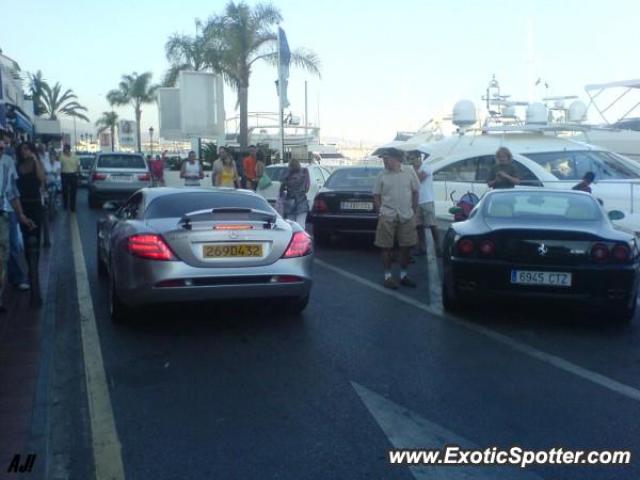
[92,172,107,181]
[283,231,313,258]
[456,238,474,256]
[612,244,631,263]
[591,243,609,263]
[312,198,328,213]
[138,173,150,181]
[127,234,174,261]
[478,240,496,256]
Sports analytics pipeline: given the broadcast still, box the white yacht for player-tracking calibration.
[380,100,640,234]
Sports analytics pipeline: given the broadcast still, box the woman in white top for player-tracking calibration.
[180,151,204,187]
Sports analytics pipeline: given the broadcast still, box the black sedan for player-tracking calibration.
[307,166,383,244]
[442,189,640,322]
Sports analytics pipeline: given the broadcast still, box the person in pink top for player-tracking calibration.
[150,151,166,187]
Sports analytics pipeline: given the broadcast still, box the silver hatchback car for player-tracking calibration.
[88,152,150,208]
[97,187,313,322]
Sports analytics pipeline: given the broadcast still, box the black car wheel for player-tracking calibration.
[109,274,131,324]
[613,293,637,324]
[97,245,107,277]
[442,272,463,313]
[88,193,100,210]
[313,227,330,246]
[281,295,309,315]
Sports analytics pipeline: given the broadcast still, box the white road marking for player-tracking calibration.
[352,382,543,479]
[316,258,640,403]
[71,214,126,480]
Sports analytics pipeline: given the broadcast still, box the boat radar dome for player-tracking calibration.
[526,102,548,125]
[452,100,477,129]
[567,100,587,123]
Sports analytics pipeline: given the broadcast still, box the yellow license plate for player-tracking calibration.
[203,243,263,258]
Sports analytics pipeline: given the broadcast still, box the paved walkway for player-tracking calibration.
[0,220,56,477]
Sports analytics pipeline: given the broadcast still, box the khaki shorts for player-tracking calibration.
[0,214,9,263]
[374,215,417,249]
[417,201,437,227]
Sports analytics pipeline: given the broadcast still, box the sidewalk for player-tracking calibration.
[0,229,56,476]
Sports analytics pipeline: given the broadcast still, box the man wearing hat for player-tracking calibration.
[372,148,420,289]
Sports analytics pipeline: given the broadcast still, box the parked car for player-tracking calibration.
[78,154,95,186]
[88,152,150,209]
[441,188,640,322]
[97,187,313,322]
[258,164,332,208]
[307,166,383,244]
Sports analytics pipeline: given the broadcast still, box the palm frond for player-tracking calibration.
[251,3,282,30]
[290,48,322,77]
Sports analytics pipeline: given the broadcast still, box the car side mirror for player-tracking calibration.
[608,210,625,221]
[102,201,121,212]
[449,206,464,215]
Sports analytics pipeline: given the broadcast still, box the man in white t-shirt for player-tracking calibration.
[415,152,441,257]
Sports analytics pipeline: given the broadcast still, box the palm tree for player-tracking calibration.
[95,111,119,152]
[39,81,90,122]
[26,70,47,116]
[198,1,321,148]
[107,72,158,152]
[163,23,209,87]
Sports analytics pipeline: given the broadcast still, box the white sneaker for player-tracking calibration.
[16,283,30,291]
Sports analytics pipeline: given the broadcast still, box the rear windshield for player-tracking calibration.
[145,192,274,219]
[97,154,146,169]
[484,191,601,221]
[79,157,94,169]
[266,166,296,182]
[324,167,383,190]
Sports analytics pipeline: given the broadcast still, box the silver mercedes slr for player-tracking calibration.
[97,187,313,322]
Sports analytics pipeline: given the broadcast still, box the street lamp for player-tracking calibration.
[149,127,154,155]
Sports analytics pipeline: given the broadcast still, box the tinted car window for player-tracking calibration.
[145,192,274,219]
[435,158,478,181]
[324,167,383,190]
[523,151,640,180]
[265,166,291,182]
[79,156,95,169]
[613,118,640,131]
[484,191,601,221]
[97,154,146,169]
[122,193,143,219]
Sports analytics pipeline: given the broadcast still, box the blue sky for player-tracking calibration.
[3,0,640,143]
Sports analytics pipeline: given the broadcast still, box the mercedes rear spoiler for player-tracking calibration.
[179,208,278,230]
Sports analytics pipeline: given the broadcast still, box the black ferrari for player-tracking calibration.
[307,166,383,244]
[442,189,640,322]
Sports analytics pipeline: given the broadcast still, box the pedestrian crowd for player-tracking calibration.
[371,145,598,289]
[0,129,70,311]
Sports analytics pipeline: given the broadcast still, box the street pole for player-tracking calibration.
[304,81,308,130]
[278,51,285,164]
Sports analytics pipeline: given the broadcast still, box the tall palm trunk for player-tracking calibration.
[238,84,249,148]
[135,104,142,153]
[110,125,115,152]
